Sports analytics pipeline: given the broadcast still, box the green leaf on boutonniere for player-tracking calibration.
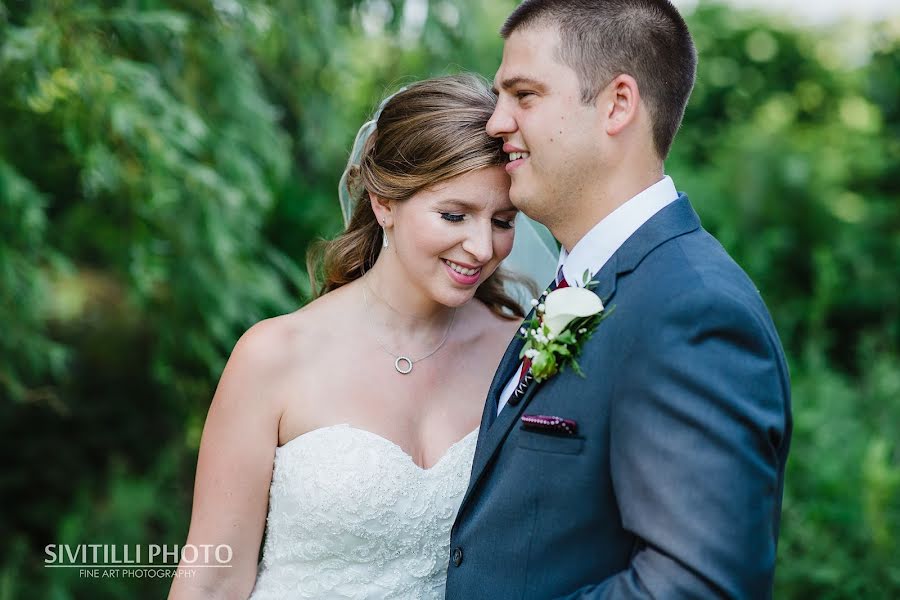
[549,343,571,356]
[556,330,577,345]
[531,351,557,380]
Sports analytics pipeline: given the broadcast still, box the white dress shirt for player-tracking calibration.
[496,176,679,415]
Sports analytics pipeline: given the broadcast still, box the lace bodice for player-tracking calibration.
[248,424,478,599]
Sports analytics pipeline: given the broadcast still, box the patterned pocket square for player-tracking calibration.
[520,414,578,436]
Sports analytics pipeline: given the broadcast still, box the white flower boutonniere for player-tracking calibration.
[519,273,614,383]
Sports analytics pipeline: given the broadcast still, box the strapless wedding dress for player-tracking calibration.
[248,424,478,599]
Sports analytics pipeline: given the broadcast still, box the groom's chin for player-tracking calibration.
[508,187,529,211]
[509,192,538,218]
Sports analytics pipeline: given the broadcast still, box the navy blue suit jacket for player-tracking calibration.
[445,195,792,599]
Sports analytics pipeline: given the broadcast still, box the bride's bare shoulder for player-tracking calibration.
[199,287,360,450]
[217,315,300,397]
[235,285,358,371]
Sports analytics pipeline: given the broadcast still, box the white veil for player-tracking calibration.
[502,212,558,304]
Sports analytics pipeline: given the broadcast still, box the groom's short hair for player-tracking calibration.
[501,0,697,160]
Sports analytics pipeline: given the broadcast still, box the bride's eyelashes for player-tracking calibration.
[439,212,516,230]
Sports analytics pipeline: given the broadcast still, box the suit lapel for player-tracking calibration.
[462,359,545,509]
[459,256,620,514]
[488,328,528,416]
[463,307,533,512]
[457,194,702,518]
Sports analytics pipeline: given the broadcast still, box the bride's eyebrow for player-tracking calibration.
[434,198,517,214]
[433,199,480,211]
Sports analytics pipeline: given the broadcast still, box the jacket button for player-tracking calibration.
[451,547,463,567]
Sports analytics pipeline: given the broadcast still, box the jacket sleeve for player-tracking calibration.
[559,288,791,599]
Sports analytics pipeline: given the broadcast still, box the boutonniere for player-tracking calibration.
[519,271,614,383]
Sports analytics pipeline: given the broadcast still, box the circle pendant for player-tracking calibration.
[395,356,413,374]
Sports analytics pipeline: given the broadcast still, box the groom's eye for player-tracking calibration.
[440,213,465,223]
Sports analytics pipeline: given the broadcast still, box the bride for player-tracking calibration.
[168,74,535,599]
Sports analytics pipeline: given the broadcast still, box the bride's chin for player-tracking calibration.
[434,288,476,309]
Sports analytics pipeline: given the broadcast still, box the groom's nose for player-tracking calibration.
[486,101,515,139]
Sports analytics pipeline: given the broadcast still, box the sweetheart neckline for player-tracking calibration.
[277,424,479,472]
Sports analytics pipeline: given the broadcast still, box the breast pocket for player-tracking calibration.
[517,429,585,455]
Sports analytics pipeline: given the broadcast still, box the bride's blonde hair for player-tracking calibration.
[307,74,527,318]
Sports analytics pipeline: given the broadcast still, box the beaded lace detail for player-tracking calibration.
[248,424,478,599]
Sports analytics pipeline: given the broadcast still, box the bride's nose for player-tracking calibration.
[461,221,494,264]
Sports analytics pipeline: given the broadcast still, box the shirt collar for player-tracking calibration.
[557,176,678,286]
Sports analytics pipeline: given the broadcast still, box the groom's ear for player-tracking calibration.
[369,192,394,227]
[602,74,640,137]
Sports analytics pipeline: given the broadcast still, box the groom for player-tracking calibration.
[446,1,792,598]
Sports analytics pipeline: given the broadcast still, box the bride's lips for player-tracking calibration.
[442,259,482,286]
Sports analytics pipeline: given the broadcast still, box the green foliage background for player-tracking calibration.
[1,1,897,597]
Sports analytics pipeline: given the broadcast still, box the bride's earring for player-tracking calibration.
[381,219,389,249]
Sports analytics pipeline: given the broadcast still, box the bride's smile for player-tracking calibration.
[442,258,482,286]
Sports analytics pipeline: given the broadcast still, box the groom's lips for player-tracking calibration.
[503,143,528,173]
[506,157,527,173]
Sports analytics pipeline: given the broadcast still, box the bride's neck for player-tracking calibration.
[362,262,455,336]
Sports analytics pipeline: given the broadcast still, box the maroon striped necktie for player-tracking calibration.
[518,271,569,383]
